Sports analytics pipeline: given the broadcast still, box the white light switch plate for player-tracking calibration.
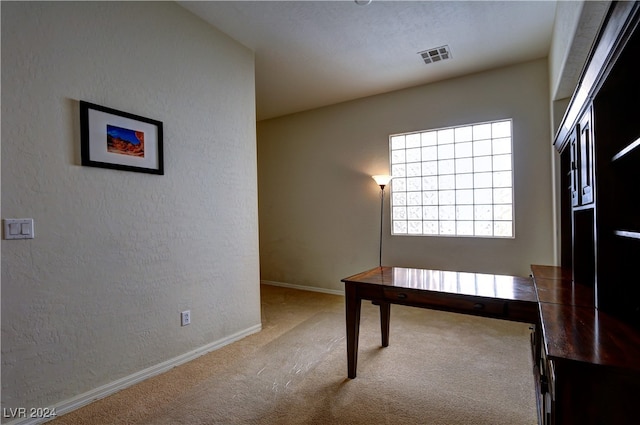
[3,218,35,240]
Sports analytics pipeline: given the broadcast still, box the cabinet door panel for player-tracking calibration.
[568,131,579,207]
[579,108,594,205]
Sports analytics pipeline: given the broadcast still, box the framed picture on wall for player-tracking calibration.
[80,101,164,175]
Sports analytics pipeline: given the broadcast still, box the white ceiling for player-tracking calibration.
[180,1,559,121]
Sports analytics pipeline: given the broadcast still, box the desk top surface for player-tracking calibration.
[342,266,537,303]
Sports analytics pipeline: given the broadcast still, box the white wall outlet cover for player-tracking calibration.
[181,310,191,326]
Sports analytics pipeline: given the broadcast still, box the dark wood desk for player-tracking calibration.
[341,266,539,378]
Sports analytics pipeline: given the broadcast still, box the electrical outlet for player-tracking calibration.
[181,310,191,326]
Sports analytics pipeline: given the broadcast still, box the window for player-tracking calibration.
[390,119,514,238]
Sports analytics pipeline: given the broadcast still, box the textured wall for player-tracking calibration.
[258,59,554,291]
[1,1,260,413]
[549,1,610,103]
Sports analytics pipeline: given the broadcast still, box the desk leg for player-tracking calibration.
[379,301,390,347]
[345,283,361,379]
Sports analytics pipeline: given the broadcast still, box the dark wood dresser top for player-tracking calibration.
[532,265,640,372]
[530,264,594,307]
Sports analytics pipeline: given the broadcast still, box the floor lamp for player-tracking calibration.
[372,175,393,267]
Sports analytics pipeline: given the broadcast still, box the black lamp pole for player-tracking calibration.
[372,175,392,268]
[378,183,386,268]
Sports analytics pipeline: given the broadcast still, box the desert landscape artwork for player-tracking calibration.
[107,124,145,157]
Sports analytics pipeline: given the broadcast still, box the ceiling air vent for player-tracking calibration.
[418,45,451,64]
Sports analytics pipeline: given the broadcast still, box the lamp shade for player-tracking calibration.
[372,175,393,187]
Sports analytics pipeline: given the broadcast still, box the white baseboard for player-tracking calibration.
[4,323,262,425]
[261,279,345,296]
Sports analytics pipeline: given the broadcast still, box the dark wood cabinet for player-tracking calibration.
[531,265,640,425]
[591,20,640,324]
[566,106,595,208]
[554,0,640,327]
[534,2,640,424]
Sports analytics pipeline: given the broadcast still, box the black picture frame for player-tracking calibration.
[80,101,164,175]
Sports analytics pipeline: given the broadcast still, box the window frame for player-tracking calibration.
[388,119,515,239]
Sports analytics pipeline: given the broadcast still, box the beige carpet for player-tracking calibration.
[53,284,537,424]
